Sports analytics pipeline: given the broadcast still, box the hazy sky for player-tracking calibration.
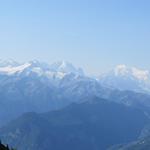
[0,0,150,75]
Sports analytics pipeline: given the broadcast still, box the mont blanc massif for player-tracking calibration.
[1,60,150,150]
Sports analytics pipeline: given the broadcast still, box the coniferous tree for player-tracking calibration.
[6,144,9,150]
[0,141,16,150]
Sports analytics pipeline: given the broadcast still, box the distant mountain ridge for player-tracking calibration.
[1,60,150,92]
[0,60,84,77]
[0,60,150,126]
[99,64,150,93]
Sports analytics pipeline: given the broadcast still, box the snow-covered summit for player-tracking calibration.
[49,61,84,76]
[99,64,150,93]
[0,62,31,75]
[114,64,150,81]
[0,60,84,78]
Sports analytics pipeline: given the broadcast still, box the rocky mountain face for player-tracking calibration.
[0,98,149,150]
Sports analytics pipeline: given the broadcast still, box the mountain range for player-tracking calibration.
[1,60,150,149]
[0,60,150,125]
[0,60,108,126]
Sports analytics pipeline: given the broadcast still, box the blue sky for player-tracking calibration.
[0,0,150,75]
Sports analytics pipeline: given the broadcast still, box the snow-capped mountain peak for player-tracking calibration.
[114,64,129,76]
[99,64,150,93]
[0,60,84,80]
[49,61,84,76]
[0,63,31,75]
[114,64,150,81]
[131,67,149,81]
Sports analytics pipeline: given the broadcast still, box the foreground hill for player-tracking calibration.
[0,98,149,150]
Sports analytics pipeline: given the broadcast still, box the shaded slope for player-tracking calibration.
[0,98,149,150]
